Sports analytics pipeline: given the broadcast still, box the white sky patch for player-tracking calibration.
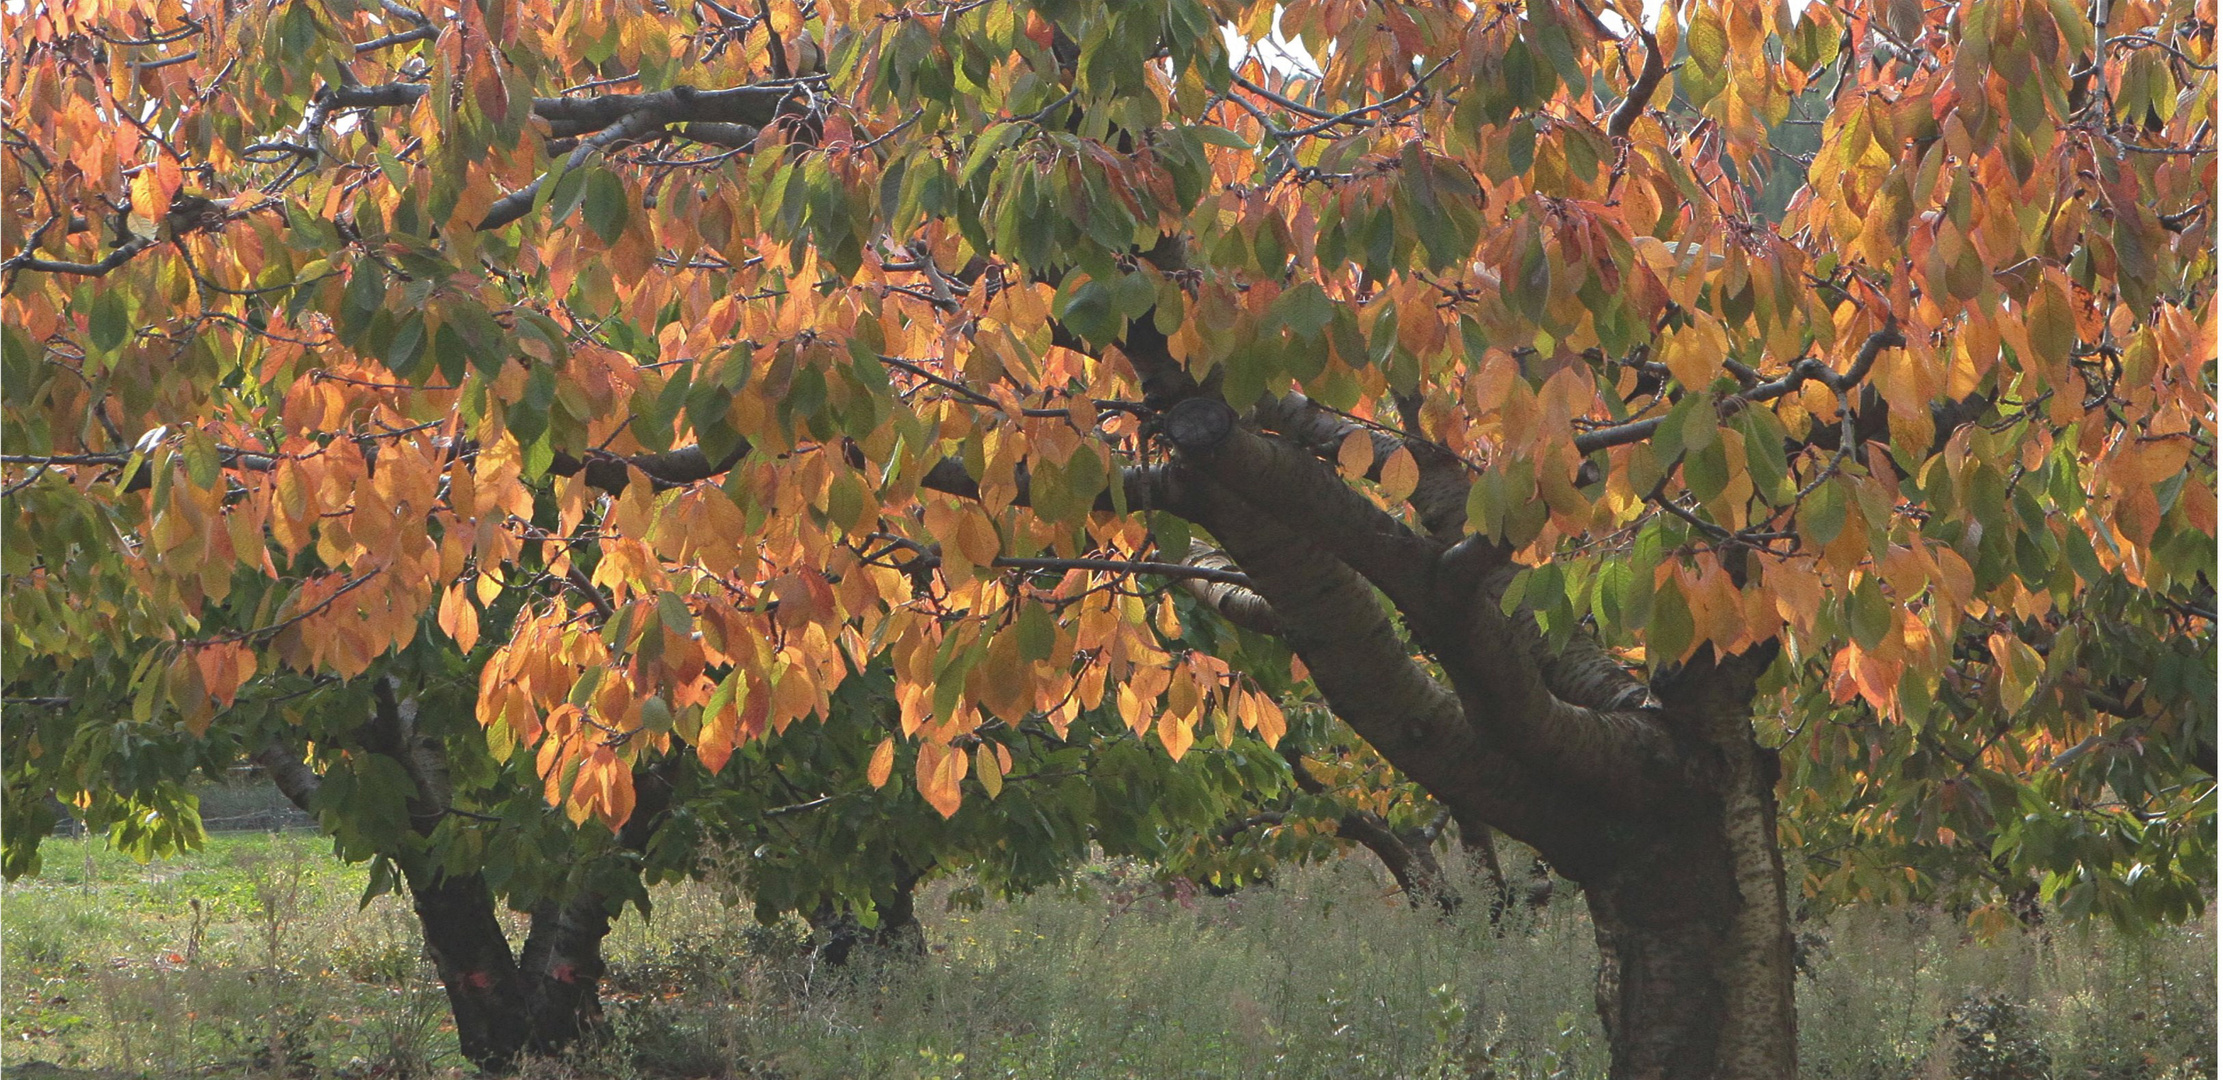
[1222,0,1814,80]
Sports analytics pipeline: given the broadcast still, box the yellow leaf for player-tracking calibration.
[975,742,1003,798]
[1661,324,1722,390]
[1379,446,1419,503]
[1158,709,1194,760]
[955,509,1001,568]
[1336,429,1372,479]
[867,736,896,788]
[438,583,480,654]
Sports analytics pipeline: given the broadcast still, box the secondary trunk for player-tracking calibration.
[255,696,650,1074]
[518,890,619,1053]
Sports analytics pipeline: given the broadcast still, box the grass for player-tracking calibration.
[2,831,2212,1079]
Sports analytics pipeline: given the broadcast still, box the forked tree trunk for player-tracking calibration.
[1158,426,1802,1076]
[253,696,661,1073]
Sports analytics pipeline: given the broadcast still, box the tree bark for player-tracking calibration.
[812,856,926,966]
[1579,725,1796,1078]
[254,696,675,1073]
[254,740,537,1071]
[1150,395,1803,1077]
[518,891,616,1053]
[410,869,538,1069]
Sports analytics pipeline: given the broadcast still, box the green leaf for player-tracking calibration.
[1801,480,1847,546]
[1193,124,1251,149]
[1267,281,1335,340]
[1787,10,1841,71]
[89,289,132,354]
[1648,578,1694,666]
[1152,511,1192,566]
[544,159,591,228]
[1017,602,1055,662]
[583,169,629,244]
[1847,575,1891,649]
[1685,440,1730,502]
[1056,278,1121,347]
[1679,4,1730,106]
[961,122,1020,188]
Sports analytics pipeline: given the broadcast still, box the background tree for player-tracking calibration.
[3,0,2212,1075]
[3,526,1299,1068]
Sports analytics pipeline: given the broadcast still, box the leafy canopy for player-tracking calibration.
[3,0,2214,927]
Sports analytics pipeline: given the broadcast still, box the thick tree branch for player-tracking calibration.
[1427,538,1696,810]
[1608,30,1668,140]
[1250,392,1473,539]
[309,81,811,230]
[3,234,156,276]
[1175,476,1605,869]
[1175,539,1278,633]
[1158,398,1680,805]
[1162,397,1441,618]
[252,743,324,815]
[1574,327,1907,455]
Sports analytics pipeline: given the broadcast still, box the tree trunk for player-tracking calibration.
[407,868,537,1070]
[813,856,926,966]
[255,701,671,1073]
[519,890,617,1053]
[1562,677,1798,1078]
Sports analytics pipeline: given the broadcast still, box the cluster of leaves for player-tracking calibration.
[2,0,2214,942]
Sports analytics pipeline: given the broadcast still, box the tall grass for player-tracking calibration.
[3,832,2212,1079]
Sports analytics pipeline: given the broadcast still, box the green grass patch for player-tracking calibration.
[2,833,2212,1079]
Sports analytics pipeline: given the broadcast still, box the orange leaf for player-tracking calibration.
[1158,709,1194,761]
[917,741,961,818]
[1336,429,1372,480]
[438,583,480,654]
[1378,446,1419,503]
[955,509,1001,568]
[866,736,896,788]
